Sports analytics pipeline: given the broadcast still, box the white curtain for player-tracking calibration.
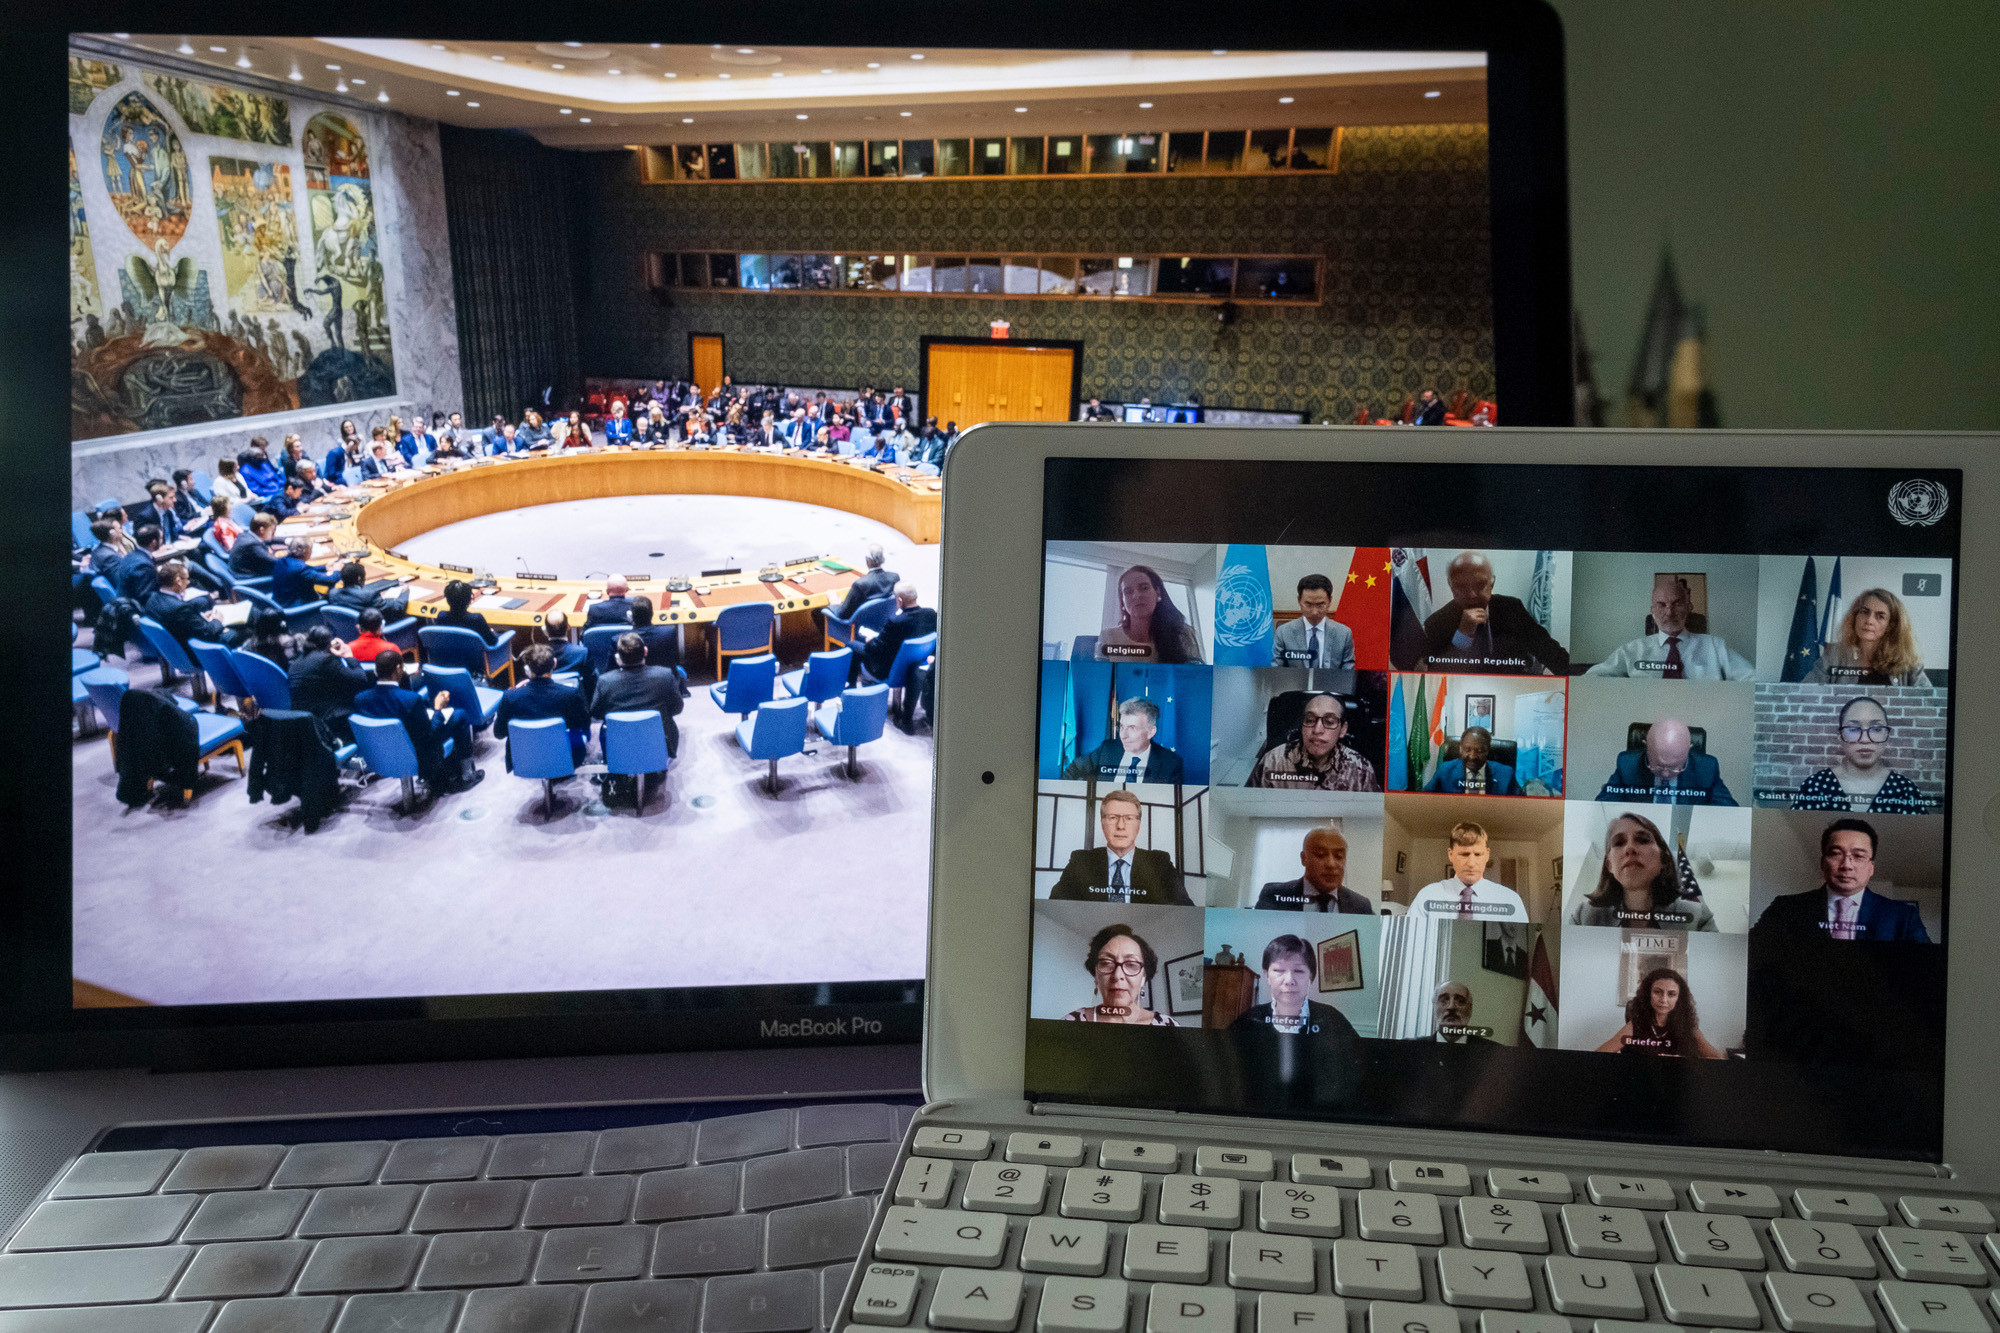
[1375,915,1452,1039]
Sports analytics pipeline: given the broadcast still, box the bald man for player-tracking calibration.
[1254,827,1375,913]
[1585,575,1754,679]
[1415,551,1569,675]
[1597,718,1737,805]
[586,576,635,627]
[1417,981,1497,1045]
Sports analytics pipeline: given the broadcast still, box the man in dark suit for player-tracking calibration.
[591,633,685,807]
[856,582,937,686]
[1416,981,1498,1044]
[135,481,182,543]
[142,561,226,648]
[352,650,482,792]
[1417,551,1569,675]
[886,386,915,421]
[287,624,371,741]
[432,579,501,645]
[1255,827,1375,913]
[327,561,410,618]
[585,576,635,628]
[833,546,899,621]
[228,513,281,580]
[1752,818,1931,942]
[1414,388,1448,426]
[87,519,127,577]
[1047,789,1191,905]
[1061,696,1185,785]
[323,439,365,486]
[1596,718,1736,805]
[627,597,682,672]
[1426,727,1523,796]
[493,643,591,767]
[114,524,167,603]
[269,538,336,607]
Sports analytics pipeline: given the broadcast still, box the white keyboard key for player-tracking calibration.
[962,1162,1047,1216]
[928,1266,1022,1331]
[1062,1168,1144,1222]
[1102,1140,1177,1174]
[1544,1256,1646,1319]
[1037,1277,1129,1333]
[874,1207,1007,1268]
[1587,1176,1676,1210]
[895,1159,955,1208]
[1198,1147,1275,1181]
[1770,1220,1876,1277]
[1763,1272,1875,1333]
[852,1263,922,1326]
[1458,1198,1549,1254]
[1562,1205,1657,1261]
[1653,1263,1761,1327]
[1332,1240,1423,1302]
[1687,1182,1783,1218]
[1161,1175,1242,1229]
[1007,1134,1085,1167]
[1258,1292,1346,1333]
[1228,1232,1316,1292]
[1878,1280,1993,1333]
[1899,1197,1997,1233]
[1478,1315,1570,1333]
[913,1128,991,1161]
[1437,1248,1534,1309]
[1794,1190,1888,1226]
[1122,1225,1212,1283]
[1387,1161,1471,1196]
[1662,1211,1765,1269]
[1877,1227,1991,1284]
[1022,1218,1108,1276]
[1359,1192,1445,1245]
[1487,1171,1571,1203]
[1988,1235,2000,1270]
[1294,1155,1372,1188]
[1368,1302,1462,1333]
[1259,1182,1342,1238]
[1147,1284,1236,1333]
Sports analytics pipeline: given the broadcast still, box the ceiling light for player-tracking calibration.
[236,53,252,68]
[580,117,591,123]
[560,108,572,114]
[325,63,340,70]
[1138,101,1152,108]
[1015,107,1027,113]
[208,45,227,53]
[1424,89,1442,98]
[289,69,302,81]
[445,89,460,96]
[796,113,808,119]
[490,55,505,61]
[467,102,480,107]
[1278,96,1294,104]
[377,90,389,103]
[910,53,925,60]
[551,63,565,69]
[177,40,194,54]
[900,110,911,117]
[335,79,349,93]
[682,116,694,123]
[866,62,880,69]
[737,48,754,54]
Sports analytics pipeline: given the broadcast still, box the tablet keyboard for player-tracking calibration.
[0,1101,914,1333]
[843,1123,2000,1333]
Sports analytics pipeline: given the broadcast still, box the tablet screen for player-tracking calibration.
[1025,457,1960,1160]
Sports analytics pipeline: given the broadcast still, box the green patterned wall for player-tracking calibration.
[577,124,1492,421]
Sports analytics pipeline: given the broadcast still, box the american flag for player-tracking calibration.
[1675,834,1704,902]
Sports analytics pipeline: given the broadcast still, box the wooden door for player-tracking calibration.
[690,334,724,397]
[1202,964,1257,1028]
[925,343,1075,429]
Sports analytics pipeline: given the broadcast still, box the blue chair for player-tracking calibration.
[94,496,124,516]
[231,649,292,712]
[824,595,894,652]
[815,684,891,779]
[418,625,516,685]
[71,511,95,550]
[416,664,502,730]
[236,584,325,633]
[602,709,673,816]
[581,625,628,675]
[187,639,252,710]
[228,502,257,529]
[861,630,937,715]
[86,669,244,799]
[202,550,272,596]
[508,716,576,819]
[914,462,942,477]
[191,471,213,502]
[735,696,809,793]
[780,648,852,718]
[713,602,776,678]
[1070,634,1099,661]
[135,616,202,692]
[552,671,582,692]
[324,603,420,652]
[708,653,777,719]
[350,714,450,814]
[72,646,98,676]
[72,671,94,733]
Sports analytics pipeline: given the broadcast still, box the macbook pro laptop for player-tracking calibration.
[838,425,2000,1333]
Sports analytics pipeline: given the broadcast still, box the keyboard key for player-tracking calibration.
[1162,1175,1242,1229]
[488,1132,594,1178]
[331,1291,459,1333]
[413,1229,536,1288]
[209,1295,340,1333]
[1661,1211,1765,1269]
[578,1278,700,1333]
[963,1162,1048,1215]
[1477,1315,1570,1333]
[1122,1225,1211,1283]
[1770,1219,1875,1277]
[1022,1218,1107,1275]
[379,1137,490,1183]
[852,1263,921,1327]
[533,1225,652,1282]
[459,1285,582,1333]
[850,1143,902,1195]
[652,1214,761,1276]
[1293,1155,1371,1188]
[1008,1134,1085,1167]
[912,1129,991,1162]
[593,1123,694,1175]
[1544,1256,1645,1319]
[696,1111,794,1164]
[297,1184,420,1237]
[295,1235,424,1294]
[1793,1191,1888,1226]
[525,1173,635,1227]
[1366,1301,1460,1333]
[875,1206,1007,1268]
[1359,1191,1445,1245]
[1877,1227,1991,1284]
[1332,1240,1423,1302]
[1562,1205,1656,1261]
[1763,1273,1875,1332]
[1487,1171,1571,1203]
[1062,1167,1143,1222]
[1256,1293,1345,1333]
[175,1241,312,1298]
[765,1196,872,1270]
[162,1145,285,1194]
[1878,1280,1993,1333]
[1898,1197,1997,1232]
[742,1146,844,1211]
[1458,1198,1548,1253]
[928,1266,1022,1331]
[1653,1263,1760,1326]
[0,1246,192,1308]
[7,1195,195,1250]
[1387,1161,1471,1196]
[895,1159,955,1209]
[704,1270,815,1333]
[0,1304,213,1333]
[1198,1147,1275,1180]
[49,1151,180,1200]
[797,1103,898,1148]
[1587,1176,1675,1210]
[272,1142,389,1189]
[1687,1182,1782,1217]
[1259,1182,1342,1238]
[636,1164,741,1221]
[1438,1248,1534,1309]
[1146,1283,1235,1333]
[1037,1276,1129,1333]
[182,1191,311,1243]
[1102,1140,1177,1173]
[410,1179,527,1232]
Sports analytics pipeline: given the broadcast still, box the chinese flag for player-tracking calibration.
[1333,547,1393,670]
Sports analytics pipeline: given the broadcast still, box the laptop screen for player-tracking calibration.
[1027,457,1960,1160]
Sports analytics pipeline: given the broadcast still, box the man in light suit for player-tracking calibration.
[1255,826,1375,913]
[1586,575,1755,679]
[1752,818,1931,942]
[1425,726,1522,796]
[1273,573,1356,668]
[1596,718,1736,805]
[1062,696,1184,785]
[833,545,899,621]
[1047,789,1191,905]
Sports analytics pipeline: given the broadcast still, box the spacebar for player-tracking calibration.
[0,1305,213,1333]
[0,1246,194,1308]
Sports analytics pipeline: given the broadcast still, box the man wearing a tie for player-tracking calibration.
[1585,575,1755,679]
[1047,789,1191,905]
[1061,697,1185,785]
[1271,574,1357,669]
[1254,827,1376,912]
[1595,718,1737,805]
[1408,822,1528,923]
[1750,818,1931,941]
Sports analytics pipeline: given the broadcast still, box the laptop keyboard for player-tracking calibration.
[0,1102,914,1333]
[843,1122,2000,1333]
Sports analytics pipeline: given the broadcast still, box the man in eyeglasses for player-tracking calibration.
[1596,717,1737,805]
[1047,789,1190,906]
[1751,818,1930,942]
[1247,692,1379,791]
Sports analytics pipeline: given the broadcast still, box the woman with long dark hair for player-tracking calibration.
[1570,813,1716,928]
[1095,564,1203,664]
[1596,967,1726,1058]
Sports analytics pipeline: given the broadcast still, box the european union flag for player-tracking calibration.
[1781,557,1821,683]
[1211,544,1274,667]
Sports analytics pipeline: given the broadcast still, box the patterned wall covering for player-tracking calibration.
[573,124,1493,421]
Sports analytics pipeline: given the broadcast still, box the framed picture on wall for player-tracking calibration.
[1164,951,1205,1017]
[1316,930,1363,992]
[1465,694,1496,733]
[1482,923,1531,979]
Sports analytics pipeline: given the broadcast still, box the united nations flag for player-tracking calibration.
[1212,544,1274,667]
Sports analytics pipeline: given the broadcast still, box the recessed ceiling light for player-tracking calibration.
[208,45,227,53]
[796,113,808,119]
[466,101,480,107]
[910,53,925,60]
[560,108,572,114]
[866,62,880,69]
[551,63,565,69]
[445,89,460,96]
[490,55,505,61]
[1138,101,1152,108]
[177,40,194,54]
[682,117,694,123]
[900,110,911,117]
[325,63,340,70]
[1278,96,1294,104]
[377,90,389,103]
[236,53,252,68]
[351,78,365,85]
[1015,107,1027,113]
[1424,89,1442,98]
[580,117,591,123]
[335,79,349,93]
[289,69,303,81]
[564,41,582,47]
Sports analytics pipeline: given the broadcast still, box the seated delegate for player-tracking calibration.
[1424,726,1521,795]
[1046,789,1190,906]
[1585,574,1754,679]
[591,632,685,808]
[1412,981,1497,1045]
[1095,564,1204,663]
[1596,718,1736,806]
[493,643,591,767]
[1228,935,1362,1044]
[1569,811,1716,929]
[1254,826,1374,913]
[1792,696,1934,814]
[351,649,483,793]
[1805,587,1929,686]
[1247,692,1380,791]
[1413,552,1569,675]
[433,579,501,645]
[1062,696,1183,785]
[1271,573,1355,669]
[1595,967,1728,1058]
[1063,924,1179,1026]
[1751,817,1930,942]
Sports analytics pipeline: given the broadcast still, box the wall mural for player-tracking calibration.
[100,91,191,249]
[144,72,292,148]
[68,58,123,115]
[301,113,395,404]
[69,147,103,329]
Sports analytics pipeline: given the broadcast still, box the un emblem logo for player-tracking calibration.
[1887,479,1949,527]
[1214,563,1272,649]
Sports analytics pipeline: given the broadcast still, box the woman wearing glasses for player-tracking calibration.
[1064,923,1179,1025]
[1791,696,1934,814]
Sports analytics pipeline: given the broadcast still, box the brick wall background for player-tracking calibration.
[1752,683,1947,806]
